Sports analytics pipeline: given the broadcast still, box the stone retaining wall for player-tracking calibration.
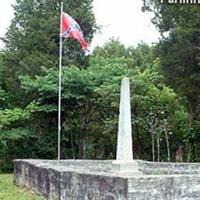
[14,160,128,200]
[14,159,200,200]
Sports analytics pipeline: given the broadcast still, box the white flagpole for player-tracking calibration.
[58,2,63,160]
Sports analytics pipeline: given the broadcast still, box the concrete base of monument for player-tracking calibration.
[112,160,143,175]
[14,159,200,200]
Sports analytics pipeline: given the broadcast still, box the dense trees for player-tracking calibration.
[0,0,97,171]
[142,0,200,161]
[0,39,188,171]
[2,0,96,101]
[142,0,200,124]
[1,0,200,171]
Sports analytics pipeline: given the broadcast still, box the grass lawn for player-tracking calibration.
[0,174,44,200]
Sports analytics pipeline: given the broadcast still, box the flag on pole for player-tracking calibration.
[61,12,89,52]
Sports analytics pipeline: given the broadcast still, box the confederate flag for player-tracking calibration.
[61,12,89,52]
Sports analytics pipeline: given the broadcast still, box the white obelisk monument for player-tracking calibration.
[112,77,141,174]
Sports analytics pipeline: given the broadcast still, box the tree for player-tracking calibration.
[92,38,129,58]
[142,1,200,161]
[142,1,200,126]
[2,0,97,103]
[93,38,155,70]
[0,52,8,110]
[130,60,186,161]
[0,0,97,170]
[19,56,133,159]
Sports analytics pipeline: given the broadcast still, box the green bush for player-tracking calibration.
[0,128,36,172]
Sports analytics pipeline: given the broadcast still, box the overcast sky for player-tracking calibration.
[0,0,160,49]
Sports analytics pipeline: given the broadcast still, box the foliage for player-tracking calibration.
[0,101,40,129]
[18,55,186,161]
[19,56,133,158]
[142,0,200,161]
[0,38,192,167]
[2,0,97,103]
[129,61,187,161]
[93,38,156,69]
[1,0,200,171]
[0,0,97,170]
[0,128,34,171]
[142,0,200,120]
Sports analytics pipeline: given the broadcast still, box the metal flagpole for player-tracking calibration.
[58,2,63,160]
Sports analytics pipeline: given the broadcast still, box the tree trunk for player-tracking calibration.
[188,104,195,128]
[175,145,183,162]
[134,121,144,159]
[152,133,155,162]
[165,130,170,162]
[70,131,75,159]
[157,134,160,162]
[188,95,198,127]
[133,104,144,159]
[186,143,191,162]
[78,135,86,159]
[187,95,198,162]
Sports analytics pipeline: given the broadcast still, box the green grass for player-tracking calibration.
[0,174,44,200]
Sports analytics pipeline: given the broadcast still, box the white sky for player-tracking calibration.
[92,0,160,48]
[0,0,160,49]
[0,0,15,48]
